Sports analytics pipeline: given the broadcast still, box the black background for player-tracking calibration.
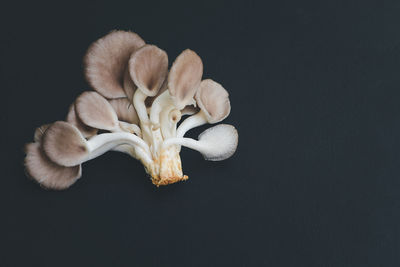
[1,1,400,266]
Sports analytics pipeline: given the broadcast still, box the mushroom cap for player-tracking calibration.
[75,91,119,131]
[108,98,139,124]
[195,79,231,123]
[42,121,89,167]
[129,45,168,97]
[66,103,98,138]
[84,30,145,98]
[25,142,82,190]
[198,124,238,161]
[34,124,50,143]
[168,49,203,110]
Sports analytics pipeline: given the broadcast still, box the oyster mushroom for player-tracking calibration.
[177,79,230,137]
[42,121,151,167]
[24,30,239,189]
[75,91,141,136]
[84,30,145,98]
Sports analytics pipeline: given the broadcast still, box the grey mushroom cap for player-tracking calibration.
[42,121,89,167]
[24,142,82,190]
[168,49,203,109]
[75,91,119,131]
[195,79,231,123]
[84,30,145,98]
[108,98,139,124]
[129,44,168,97]
[66,103,98,138]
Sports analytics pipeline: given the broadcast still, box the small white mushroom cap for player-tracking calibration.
[163,124,238,161]
[84,30,145,98]
[168,49,203,110]
[24,142,82,190]
[42,121,89,167]
[129,45,168,97]
[195,79,231,123]
[75,91,119,131]
[66,103,98,138]
[108,98,139,124]
[197,124,238,160]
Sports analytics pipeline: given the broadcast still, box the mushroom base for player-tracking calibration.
[145,146,188,186]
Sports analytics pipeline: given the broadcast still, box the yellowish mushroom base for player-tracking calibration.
[145,146,188,186]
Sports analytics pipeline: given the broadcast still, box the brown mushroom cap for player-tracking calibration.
[24,142,82,190]
[66,103,98,138]
[84,30,145,98]
[129,45,168,97]
[108,98,139,124]
[168,49,203,109]
[75,91,119,131]
[42,121,89,167]
[195,79,231,123]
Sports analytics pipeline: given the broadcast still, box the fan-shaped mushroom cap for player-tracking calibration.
[25,142,82,190]
[34,124,50,143]
[197,124,238,161]
[75,91,119,131]
[42,121,89,167]
[66,103,98,138]
[108,98,139,124]
[129,45,168,97]
[168,49,203,109]
[84,30,145,98]
[195,79,231,123]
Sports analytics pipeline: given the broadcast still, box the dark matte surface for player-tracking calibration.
[1,1,400,266]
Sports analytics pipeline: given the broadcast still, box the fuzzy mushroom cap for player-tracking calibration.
[168,49,203,109]
[108,98,139,124]
[75,91,119,131]
[42,121,89,167]
[84,30,145,98]
[198,124,238,161]
[25,142,82,190]
[195,79,231,123]
[33,124,50,143]
[66,103,98,138]
[129,45,168,97]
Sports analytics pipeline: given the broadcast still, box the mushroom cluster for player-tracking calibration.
[24,30,238,189]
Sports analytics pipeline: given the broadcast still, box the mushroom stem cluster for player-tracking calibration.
[24,30,238,189]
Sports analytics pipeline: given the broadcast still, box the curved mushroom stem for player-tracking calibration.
[176,111,207,138]
[86,132,152,165]
[149,90,172,126]
[162,137,204,154]
[133,89,149,124]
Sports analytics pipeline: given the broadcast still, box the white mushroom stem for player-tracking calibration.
[133,89,149,124]
[86,132,152,165]
[176,111,207,138]
[163,124,238,161]
[149,90,173,126]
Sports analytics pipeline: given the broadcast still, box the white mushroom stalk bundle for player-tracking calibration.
[24,30,238,189]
